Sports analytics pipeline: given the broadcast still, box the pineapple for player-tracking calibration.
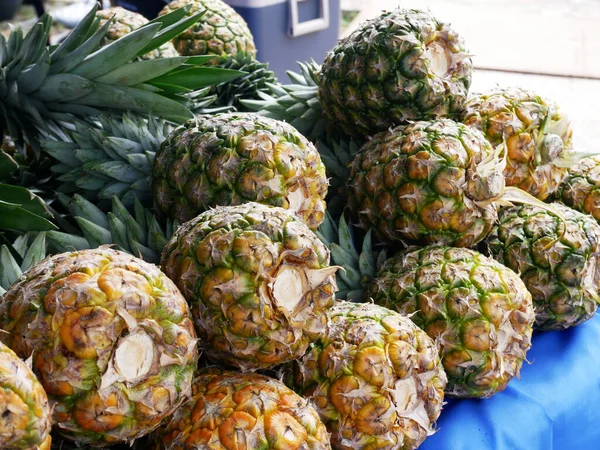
[461,87,575,200]
[0,248,198,446]
[486,203,600,330]
[367,246,535,398]
[0,4,241,150]
[152,113,328,229]
[347,119,505,247]
[161,202,338,370]
[245,10,472,140]
[557,156,600,221]
[96,7,179,60]
[284,301,447,450]
[0,341,52,450]
[152,370,331,449]
[159,0,256,58]
[319,8,472,138]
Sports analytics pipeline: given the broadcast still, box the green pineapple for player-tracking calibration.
[244,8,473,140]
[486,203,600,330]
[159,0,256,58]
[556,156,600,221]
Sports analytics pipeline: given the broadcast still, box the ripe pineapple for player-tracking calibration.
[285,301,447,450]
[461,87,574,200]
[0,4,239,150]
[152,370,331,449]
[347,119,504,247]
[96,7,179,60]
[0,248,198,446]
[159,0,256,58]
[557,156,600,221]
[0,341,51,450]
[486,203,600,330]
[152,113,328,229]
[318,8,472,138]
[161,202,338,370]
[367,246,535,398]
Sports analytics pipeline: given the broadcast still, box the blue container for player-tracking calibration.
[224,0,340,80]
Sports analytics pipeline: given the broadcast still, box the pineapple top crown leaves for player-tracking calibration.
[0,3,244,150]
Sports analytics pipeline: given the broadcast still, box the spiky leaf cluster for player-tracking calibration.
[317,213,384,302]
[0,4,242,149]
[242,61,330,142]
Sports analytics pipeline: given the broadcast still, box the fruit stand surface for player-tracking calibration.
[420,313,600,450]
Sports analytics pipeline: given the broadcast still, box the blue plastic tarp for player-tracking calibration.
[420,313,600,450]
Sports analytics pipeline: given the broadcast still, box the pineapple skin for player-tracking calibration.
[487,203,600,331]
[285,301,446,450]
[347,119,503,248]
[318,8,473,138]
[367,246,535,399]
[96,7,179,60]
[0,248,198,447]
[461,87,573,201]
[159,0,256,59]
[0,342,52,450]
[160,202,338,371]
[558,155,600,221]
[152,113,328,230]
[152,370,331,449]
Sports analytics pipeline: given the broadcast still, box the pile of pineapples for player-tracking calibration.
[1,2,599,449]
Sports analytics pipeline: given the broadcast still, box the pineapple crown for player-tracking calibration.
[0,3,244,150]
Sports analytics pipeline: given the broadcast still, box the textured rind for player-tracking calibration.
[347,119,502,247]
[486,203,600,330]
[152,370,331,449]
[285,301,446,450]
[161,202,337,370]
[318,8,472,138]
[96,7,179,60]
[461,87,573,200]
[0,342,52,450]
[558,156,600,221]
[159,0,256,58]
[367,246,535,398]
[152,113,328,229]
[0,248,198,447]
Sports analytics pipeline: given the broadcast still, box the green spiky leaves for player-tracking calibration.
[242,61,329,141]
[317,213,384,301]
[0,4,243,148]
